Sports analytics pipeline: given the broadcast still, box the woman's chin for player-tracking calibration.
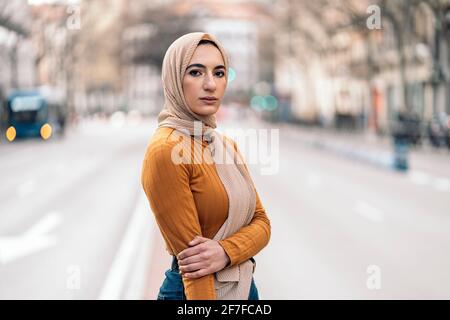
[193,105,219,116]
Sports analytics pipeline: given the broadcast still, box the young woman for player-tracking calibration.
[141,32,271,300]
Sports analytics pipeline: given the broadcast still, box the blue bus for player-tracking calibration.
[5,89,66,139]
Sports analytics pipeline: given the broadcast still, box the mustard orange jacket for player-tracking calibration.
[141,127,271,300]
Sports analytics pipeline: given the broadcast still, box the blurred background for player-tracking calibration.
[0,0,449,299]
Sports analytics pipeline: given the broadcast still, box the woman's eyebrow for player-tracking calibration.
[186,63,225,70]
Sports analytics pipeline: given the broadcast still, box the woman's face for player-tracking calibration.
[182,44,227,116]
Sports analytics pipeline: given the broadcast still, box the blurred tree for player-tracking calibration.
[0,0,31,90]
[122,4,197,70]
[276,0,450,127]
[0,1,29,36]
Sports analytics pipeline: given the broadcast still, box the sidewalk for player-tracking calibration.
[220,116,450,189]
[262,120,450,178]
[294,125,450,178]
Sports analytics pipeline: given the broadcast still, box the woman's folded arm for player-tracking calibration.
[141,140,216,300]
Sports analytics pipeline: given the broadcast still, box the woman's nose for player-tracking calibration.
[203,73,216,90]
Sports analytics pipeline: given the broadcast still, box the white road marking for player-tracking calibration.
[433,177,450,192]
[25,212,63,237]
[122,217,154,300]
[354,201,384,223]
[408,170,450,193]
[408,171,431,186]
[0,211,62,265]
[98,192,154,300]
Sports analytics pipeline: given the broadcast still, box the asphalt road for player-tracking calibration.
[0,118,156,299]
[243,119,450,299]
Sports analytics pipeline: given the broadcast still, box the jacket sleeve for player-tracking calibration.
[141,140,216,300]
[218,138,271,267]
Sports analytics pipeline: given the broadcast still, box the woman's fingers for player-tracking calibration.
[178,245,202,260]
[178,253,204,266]
[178,238,210,260]
[178,239,230,279]
[179,261,206,273]
[183,268,209,279]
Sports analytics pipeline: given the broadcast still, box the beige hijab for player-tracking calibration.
[157,32,256,300]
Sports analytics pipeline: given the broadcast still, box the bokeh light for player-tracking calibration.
[6,126,16,142]
[227,67,236,83]
[40,123,52,140]
[250,95,265,112]
[265,95,278,111]
[250,95,278,112]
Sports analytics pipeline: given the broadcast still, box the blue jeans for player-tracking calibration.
[157,258,259,300]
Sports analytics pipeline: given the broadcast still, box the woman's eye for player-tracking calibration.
[188,70,225,77]
[189,70,201,77]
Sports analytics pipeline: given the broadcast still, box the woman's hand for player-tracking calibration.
[177,236,230,279]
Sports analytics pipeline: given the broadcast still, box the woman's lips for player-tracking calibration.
[199,98,217,105]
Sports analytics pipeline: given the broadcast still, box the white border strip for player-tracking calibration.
[98,192,153,300]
